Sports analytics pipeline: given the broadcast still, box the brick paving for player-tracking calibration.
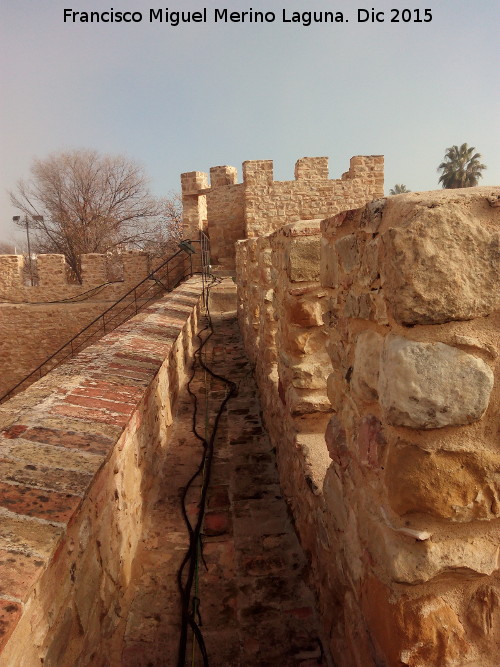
[110,313,331,667]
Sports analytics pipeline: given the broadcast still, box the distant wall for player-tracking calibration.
[236,186,500,667]
[0,252,158,397]
[181,155,384,270]
[0,278,203,665]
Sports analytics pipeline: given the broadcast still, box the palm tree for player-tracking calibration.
[437,143,486,189]
[389,184,410,195]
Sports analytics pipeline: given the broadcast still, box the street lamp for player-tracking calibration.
[12,214,43,286]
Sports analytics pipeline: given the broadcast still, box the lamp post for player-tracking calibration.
[12,214,43,286]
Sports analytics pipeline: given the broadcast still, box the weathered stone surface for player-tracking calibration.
[360,198,386,233]
[362,577,469,667]
[336,234,360,273]
[386,442,500,520]
[364,514,500,583]
[320,237,339,288]
[379,335,494,428]
[285,297,323,327]
[381,194,500,324]
[287,236,321,282]
[351,330,383,401]
[467,584,499,637]
[356,415,386,469]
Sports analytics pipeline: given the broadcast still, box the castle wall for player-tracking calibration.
[236,186,500,667]
[0,278,203,664]
[0,252,155,398]
[181,155,384,271]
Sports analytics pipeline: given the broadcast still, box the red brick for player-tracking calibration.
[0,481,80,522]
[0,550,45,601]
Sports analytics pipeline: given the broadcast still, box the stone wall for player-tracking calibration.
[182,155,384,270]
[0,278,203,665]
[236,186,500,666]
[0,252,181,398]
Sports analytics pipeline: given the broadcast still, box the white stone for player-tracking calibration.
[378,335,494,429]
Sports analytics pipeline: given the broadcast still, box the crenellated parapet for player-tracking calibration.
[181,154,384,270]
[0,251,153,304]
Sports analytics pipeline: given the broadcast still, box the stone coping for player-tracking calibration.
[0,277,203,654]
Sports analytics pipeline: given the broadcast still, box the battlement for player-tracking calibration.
[181,155,384,193]
[0,251,152,293]
[181,154,384,269]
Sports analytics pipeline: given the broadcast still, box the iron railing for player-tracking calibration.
[0,236,210,403]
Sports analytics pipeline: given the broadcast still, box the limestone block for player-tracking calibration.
[379,336,494,429]
[381,203,500,324]
[351,330,383,402]
[285,386,332,416]
[343,292,386,322]
[356,415,386,469]
[320,237,339,288]
[285,297,323,327]
[286,237,320,282]
[363,511,500,584]
[290,357,332,389]
[362,577,469,667]
[325,414,349,469]
[360,198,386,233]
[359,238,380,287]
[335,234,360,274]
[326,369,348,413]
[467,584,500,637]
[386,442,500,521]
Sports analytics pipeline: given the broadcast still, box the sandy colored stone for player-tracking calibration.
[386,442,500,520]
[351,330,383,401]
[335,234,360,273]
[380,189,500,324]
[379,335,494,429]
[362,577,469,667]
[287,236,321,282]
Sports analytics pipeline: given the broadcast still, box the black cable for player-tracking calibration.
[176,275,237,667]
[0,280,117,304]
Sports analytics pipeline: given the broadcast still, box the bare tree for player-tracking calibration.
[9,149,175,281]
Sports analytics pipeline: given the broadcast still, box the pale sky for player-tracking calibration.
[1,0,499,242]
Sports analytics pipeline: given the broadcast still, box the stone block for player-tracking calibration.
[379,335,494,429]
[360,198,386,233]
[361,577,469,667]
[285,298,323,327]
[320,237,339,288]
[351,330,383,402]
[286,237,320,282]
[386,442,500,521]
[381,198,500,324]
[335,234,359,273]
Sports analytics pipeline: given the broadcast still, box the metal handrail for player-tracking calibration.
[0,238,208,403]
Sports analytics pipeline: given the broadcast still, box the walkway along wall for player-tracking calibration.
[236,186,500,666]
[0,278,203,665]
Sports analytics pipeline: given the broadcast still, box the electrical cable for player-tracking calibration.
[0,280,118,304]
[176,274,237,667]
